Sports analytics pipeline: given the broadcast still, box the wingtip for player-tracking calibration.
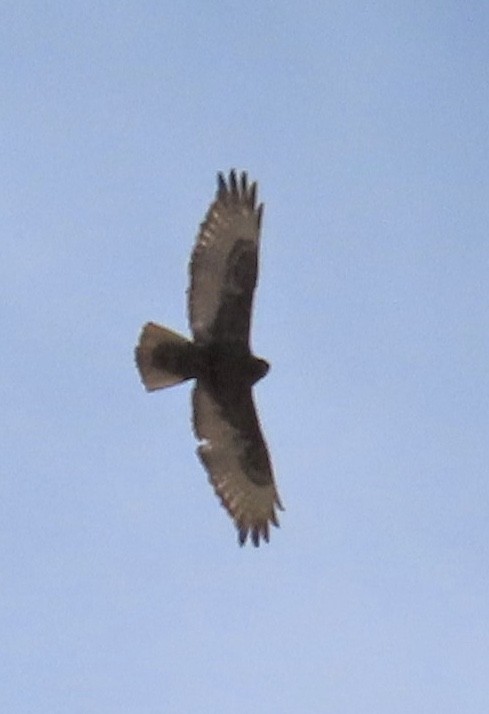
[251,528,260,547]
[240,171,248,195]
[257,202,264,229]
[229,169,238,197]
[237,518,273,547]
[215,170,261,216]
[217,171,226,199]
[275,493,285,512]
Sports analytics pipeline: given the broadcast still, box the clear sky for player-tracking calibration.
[2,2,489,713]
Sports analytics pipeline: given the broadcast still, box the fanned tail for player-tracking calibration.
[135,322,199,391]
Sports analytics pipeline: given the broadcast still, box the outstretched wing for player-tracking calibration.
[189,170,263,346]
[192,381,283,546]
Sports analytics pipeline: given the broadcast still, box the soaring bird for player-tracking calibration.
[135,170,283,546]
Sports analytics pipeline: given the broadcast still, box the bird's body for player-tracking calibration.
[135,171,283,546]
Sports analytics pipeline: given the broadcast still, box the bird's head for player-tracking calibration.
[252,357,270,384]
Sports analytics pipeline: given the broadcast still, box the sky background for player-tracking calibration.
[2,2,489,713]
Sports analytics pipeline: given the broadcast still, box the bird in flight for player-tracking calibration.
[135,170,283,546]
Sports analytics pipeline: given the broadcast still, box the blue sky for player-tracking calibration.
[2,2,489,712]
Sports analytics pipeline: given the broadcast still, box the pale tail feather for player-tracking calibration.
[135,322,197,391]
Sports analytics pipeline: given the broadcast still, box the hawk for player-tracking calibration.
[135,170,283,546]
